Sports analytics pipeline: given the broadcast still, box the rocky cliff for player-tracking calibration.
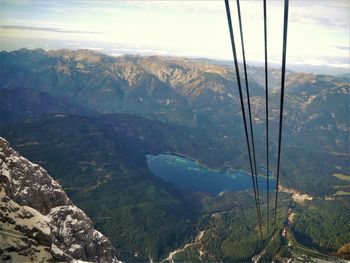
[0,137,121,262]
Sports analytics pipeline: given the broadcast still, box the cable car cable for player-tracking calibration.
[235,0,262,227]
[224,0,263,240]
[263,0,270,236]
[274,0,289,228]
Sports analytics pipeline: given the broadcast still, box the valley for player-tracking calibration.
[0,49,349,262]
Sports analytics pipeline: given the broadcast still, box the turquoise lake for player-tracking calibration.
[146,154,276,195]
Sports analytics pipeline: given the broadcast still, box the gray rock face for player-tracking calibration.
[49,205,118,262]
[0,137,121,262]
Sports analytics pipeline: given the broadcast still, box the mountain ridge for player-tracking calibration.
[1,49,348,149]
[0,137,121,262]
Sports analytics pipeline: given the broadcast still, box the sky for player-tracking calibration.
[0,0,349,72]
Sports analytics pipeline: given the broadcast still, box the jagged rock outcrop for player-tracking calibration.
[0,137,121,262]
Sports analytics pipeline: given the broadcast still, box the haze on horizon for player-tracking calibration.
[0,0,349,73]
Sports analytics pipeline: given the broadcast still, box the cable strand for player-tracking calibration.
[236,0,262,230]
[225,0,263,241]
[263,0,270,237]
[274,0,289,228]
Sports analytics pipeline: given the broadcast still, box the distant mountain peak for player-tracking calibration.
[47,48,112,63]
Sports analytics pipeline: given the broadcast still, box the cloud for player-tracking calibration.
[286,57,349,69]
[334,45,349,51]
[81,46,103,51]
[290,1,350,28]
[0,25,102,34]
[290,16,349,28]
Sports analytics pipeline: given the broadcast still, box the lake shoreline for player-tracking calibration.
[146,152,276,196]
[146,151,274,181]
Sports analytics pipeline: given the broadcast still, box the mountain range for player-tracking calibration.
[1,48,348,150]
[0,48,349,262]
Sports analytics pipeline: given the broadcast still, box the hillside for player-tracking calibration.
[0,115,203,261]
[0,49,348,154]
